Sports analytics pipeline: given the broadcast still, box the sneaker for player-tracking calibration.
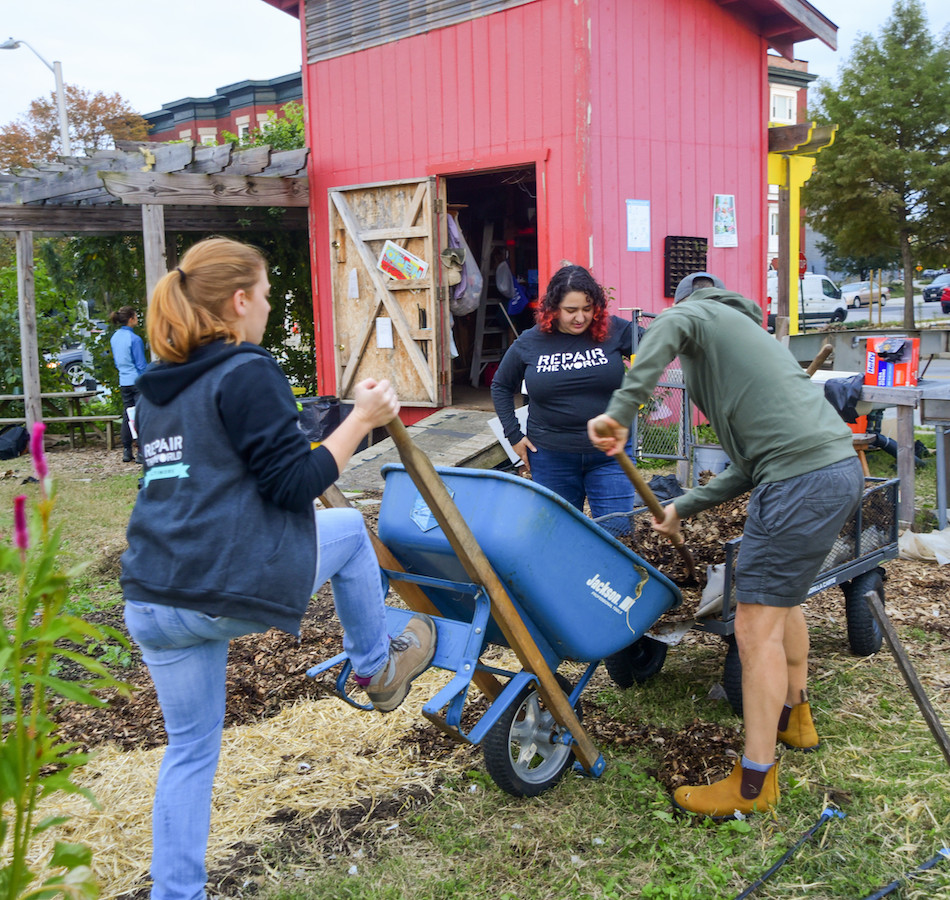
[122,450,134,463]
[362,614,437,713]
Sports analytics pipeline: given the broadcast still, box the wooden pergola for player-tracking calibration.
[0,140,309,428]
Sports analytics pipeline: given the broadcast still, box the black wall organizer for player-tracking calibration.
[663,236,708,298]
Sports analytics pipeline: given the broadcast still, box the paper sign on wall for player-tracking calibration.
[626,199,650,252]
[377,240,429,280]
[375,317,394,349]
[713,194,738,247]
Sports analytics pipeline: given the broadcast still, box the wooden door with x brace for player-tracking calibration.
[328,177,450,408]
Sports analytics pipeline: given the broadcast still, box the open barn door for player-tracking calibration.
[329,178,450,407]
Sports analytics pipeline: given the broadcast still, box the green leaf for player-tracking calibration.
[49,841,93,869]
[34,674,106,707]
[33,815,72,835]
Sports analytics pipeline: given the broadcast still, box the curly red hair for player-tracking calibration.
[535,264,609,342]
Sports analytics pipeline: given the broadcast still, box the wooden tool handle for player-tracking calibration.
[805,343,834,377]
[385,417,602,771]
[594,421,698,583]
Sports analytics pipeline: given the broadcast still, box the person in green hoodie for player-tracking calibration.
[588,272,863,820]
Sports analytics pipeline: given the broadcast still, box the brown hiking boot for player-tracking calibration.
[672,758,780,820]
[778,700,820,751]
[364,614,437,713]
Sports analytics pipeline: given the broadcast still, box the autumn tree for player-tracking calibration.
[0,84,149,170]
[803,0,950,329]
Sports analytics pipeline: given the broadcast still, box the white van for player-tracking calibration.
[767,273,848,325]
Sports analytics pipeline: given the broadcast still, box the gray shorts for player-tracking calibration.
[734,457,864,608]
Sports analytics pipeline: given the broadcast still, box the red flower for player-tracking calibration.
[14,494,28,552]
[30,422,48,480]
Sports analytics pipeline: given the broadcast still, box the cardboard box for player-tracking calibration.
[865,336,919,387]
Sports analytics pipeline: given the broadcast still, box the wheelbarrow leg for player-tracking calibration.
[320,483,503,702]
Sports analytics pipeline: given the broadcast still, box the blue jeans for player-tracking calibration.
[124,507,388,900]
[529,443,636,518]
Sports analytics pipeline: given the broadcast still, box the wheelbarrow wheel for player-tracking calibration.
[603,636,668,689]
[482,673,581,798]
[722,635,743,717]
[842,567,884,657]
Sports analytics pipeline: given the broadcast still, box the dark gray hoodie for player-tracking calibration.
[120,340,338,634]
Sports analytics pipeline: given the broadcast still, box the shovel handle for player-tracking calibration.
[804,343,833,377]
[594,421,698,582]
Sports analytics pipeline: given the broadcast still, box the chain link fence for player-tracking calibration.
[629,311,695,469]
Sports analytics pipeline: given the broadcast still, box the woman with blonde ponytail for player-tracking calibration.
[121,237,436,900]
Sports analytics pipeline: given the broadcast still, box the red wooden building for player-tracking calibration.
[264,0,835,416]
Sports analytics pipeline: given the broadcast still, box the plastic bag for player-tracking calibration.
[447,218,482,316]
[898,528,950,565]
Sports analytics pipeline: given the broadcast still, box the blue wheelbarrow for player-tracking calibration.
[308,421,681,797]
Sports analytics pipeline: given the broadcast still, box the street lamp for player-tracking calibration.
[1,37,71,156]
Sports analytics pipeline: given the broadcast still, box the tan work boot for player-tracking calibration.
[778,699,820,751]
[363,614,437,713]
[672,758,780,819]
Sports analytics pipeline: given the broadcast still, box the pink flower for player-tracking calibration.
[14,495,28,552]
[30,422,48,480]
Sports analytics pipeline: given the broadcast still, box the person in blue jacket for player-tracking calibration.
[121,236,436,900]
[108,305,148,462]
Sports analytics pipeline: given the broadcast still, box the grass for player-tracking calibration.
[2,444,950,899]
[256,638,950,900]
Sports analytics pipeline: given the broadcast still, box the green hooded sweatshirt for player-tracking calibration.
[605,288,855,518]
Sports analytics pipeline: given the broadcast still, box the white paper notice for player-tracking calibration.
[347,268,360,299]
[375,317,394,349]
[626,199,650,252]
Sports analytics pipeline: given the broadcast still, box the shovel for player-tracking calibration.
[594,421,698,584]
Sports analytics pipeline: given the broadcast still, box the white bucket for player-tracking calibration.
[692,443,730,485]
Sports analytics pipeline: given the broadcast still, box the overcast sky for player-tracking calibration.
[1,0,948,129]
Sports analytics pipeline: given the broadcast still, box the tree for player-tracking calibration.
[803,0,950,328]
[0,253,88,392]
[222,100,306,151]
[814,239,899,281]
[0,84,149,170]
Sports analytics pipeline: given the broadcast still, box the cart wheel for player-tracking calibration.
[603,636,668,689]
[841,567,885,656]
[482,673,581,798]
[722,635,743,717]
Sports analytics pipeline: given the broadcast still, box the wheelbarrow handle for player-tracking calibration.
[594,422,698,583]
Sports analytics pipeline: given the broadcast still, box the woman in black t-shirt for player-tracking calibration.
[491,264,638,519]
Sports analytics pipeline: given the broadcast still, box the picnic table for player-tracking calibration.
[0,391,122,449]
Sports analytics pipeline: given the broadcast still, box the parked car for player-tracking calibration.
[839,281,889,309]
[941,286,950,316]
[922,273,950,303]
[45,342,97,389]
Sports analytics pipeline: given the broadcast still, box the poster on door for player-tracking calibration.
[713,194,738,248]
[377,240,429,280]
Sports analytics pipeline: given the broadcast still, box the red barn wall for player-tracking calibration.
[304,0,588,392]
[303,0,768,393]
[588,0,768,308]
